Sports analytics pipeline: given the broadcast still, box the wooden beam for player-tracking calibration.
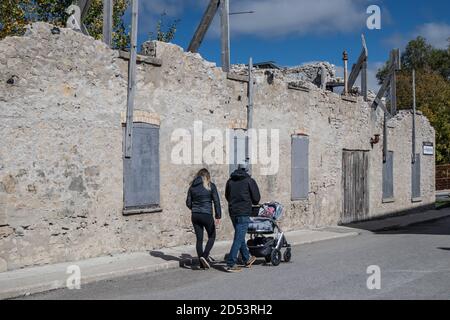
[361,34,368,101]
[76,0,93,35]
[378,100,390,117]
[103,0,113,47]
[188,0,220,53]
[220,0,230,72]
[348,36,368,89]
[227,72,249,83]
[79,0,93,21]
[361,59,368,101]
[124,0,138,159]
[389,49,401,115]
[119,50,162,66]
[341,95,358,103]
[347,50,365,89]
[371,63,395,111]
[288,83,310,92]
[347,35,369,99]
[390,50,397,115]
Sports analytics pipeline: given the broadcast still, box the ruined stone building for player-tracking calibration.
[0,23,435,271]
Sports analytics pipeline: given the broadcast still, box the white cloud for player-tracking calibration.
[416,23,450,49]
[217,0,371,38]
[134,0,374,40]
[134,0,203,37]
[384,22,450,50]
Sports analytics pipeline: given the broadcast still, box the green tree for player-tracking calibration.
[148,13,180,43]
[377,36,450,83]
[0,0,130,49]
[376,37,450,164]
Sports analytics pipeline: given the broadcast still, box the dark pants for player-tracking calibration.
[226,216,251,267]
[191,213,216,259]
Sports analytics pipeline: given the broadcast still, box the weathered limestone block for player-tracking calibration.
[0,194,6,226]
[141,40,157,57]
[0,258,7,272]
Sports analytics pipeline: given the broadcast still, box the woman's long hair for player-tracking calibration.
[194,168,211,190]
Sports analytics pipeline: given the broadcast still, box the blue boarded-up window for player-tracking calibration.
[123,123,160,210]
[382,151,394,201]
[291,135,309,200]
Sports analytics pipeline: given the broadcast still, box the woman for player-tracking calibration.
[186,169,222,269]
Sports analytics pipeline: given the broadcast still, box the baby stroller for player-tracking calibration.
[246,202,291,266]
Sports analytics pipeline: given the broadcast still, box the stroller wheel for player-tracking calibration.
[283,248,292,262]
[270,249,281,266]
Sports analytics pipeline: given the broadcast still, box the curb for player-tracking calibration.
[1,231,357,300]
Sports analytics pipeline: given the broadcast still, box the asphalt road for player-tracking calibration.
[21,217,450,300]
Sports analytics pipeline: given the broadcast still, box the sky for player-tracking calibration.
[124,0,450,91]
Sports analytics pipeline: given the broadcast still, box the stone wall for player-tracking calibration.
[0,23,435,271]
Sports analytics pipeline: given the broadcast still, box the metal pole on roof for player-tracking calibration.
[412,69,417,164]
[220,0,231,72]
[343,51,349,95]
[246,57,254,172]
[124,0,138,158]
[102,0,113,47]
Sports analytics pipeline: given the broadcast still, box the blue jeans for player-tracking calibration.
[227,216,251,267]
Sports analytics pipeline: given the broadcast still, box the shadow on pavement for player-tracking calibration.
[150,250,274,272]
[342,214,450,236]
[149,251,203,270]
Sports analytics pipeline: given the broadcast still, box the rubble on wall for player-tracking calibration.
[141,40,157,57]
[230,61,343,91]
[283,62,337,84]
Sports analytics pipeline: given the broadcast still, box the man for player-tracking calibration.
[224,163,261,272]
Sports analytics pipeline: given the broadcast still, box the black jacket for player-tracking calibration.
[186,177,222,219]
[225,169,261,217]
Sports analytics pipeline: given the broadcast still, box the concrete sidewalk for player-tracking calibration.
[0,228,358,300]
[2,206,449,300]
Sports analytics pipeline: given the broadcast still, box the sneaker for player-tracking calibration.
[199,257,210,269]
[245,256,257,268]
[225,265,242,273]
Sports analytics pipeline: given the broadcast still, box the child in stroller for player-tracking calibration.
[246,202,291,266]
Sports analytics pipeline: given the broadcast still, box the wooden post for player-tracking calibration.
[187,0,220,53]
[343,51,349,95]
[361,34,368,101]
[103,0,113,47]
[124,0,138,159]
[220,0,230,72]
[390,50,397,115]
[246,57,254,171]
[412,69,416,164]
[383,112,387,163]
[77,0,93,35]
[79,0,93,20]
[361,59,368,101]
